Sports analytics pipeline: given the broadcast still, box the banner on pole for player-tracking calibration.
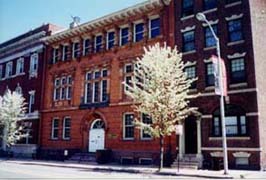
[211,55,227,96]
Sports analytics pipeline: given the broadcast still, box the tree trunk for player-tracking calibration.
[159,135,164,171]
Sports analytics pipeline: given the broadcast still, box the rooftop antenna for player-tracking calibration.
[69,15,81,28]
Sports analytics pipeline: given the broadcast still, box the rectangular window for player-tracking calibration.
[123,113,134,140]
[240,116,246,135]
[124,64,133,92]
[53,48,59,63]
[204,0,217,10]
[62,45,69,61]
[66,76,72,99]
[182,31,195,52]
[228,19,243,42]
[213,117,220,136]
[204,25,217,47]
[95,35,103,53]
[107,31,115,50]
[230,58,246,83]
[63,117,71,139]
[5,61,13,78]
[102,69,108,77]
[16,58,24,74]
[60,77,66,100]
[51,118,59,139]
[225,116,238,135]
[72,42,80,58]
[85,82,92,103]
[182,0,194,17]
[101,80,108,102]
[83,39,90,56]
[120,27,129,46]
[206,63,215,86]
[134,23,144,42]
[93,82,99,102]
[185,66,196,89]
[150,18,160,38]
[141,114,152,139]
[30,54,38,74]
[54,78,61,101]
[28,91,35,113]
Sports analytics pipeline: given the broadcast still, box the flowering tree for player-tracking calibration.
[124,43,197,171]
[0,89,27,151]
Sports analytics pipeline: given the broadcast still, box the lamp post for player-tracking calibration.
[196,12,228,175]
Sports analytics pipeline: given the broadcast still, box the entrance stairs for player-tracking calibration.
[66,152,96,163]
[171,154,202,170]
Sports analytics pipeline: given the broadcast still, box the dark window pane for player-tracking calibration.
[230,58,246,83]
[182,0,194,17]
[205,25,217,47]
[204,0,217,10]
[101,80,108,102]
[150,18,160,38]
[228,19,243,42]
[183,31,195,52]
[135,23,144,42]
[94,82,99,102]
[86,83,92,103]
[206,63,215,86]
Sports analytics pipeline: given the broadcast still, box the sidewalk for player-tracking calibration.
[1,158,265,179]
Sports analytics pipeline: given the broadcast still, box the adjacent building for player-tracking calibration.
[0,24,62,157]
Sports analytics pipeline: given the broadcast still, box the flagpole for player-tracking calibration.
[196,13,228,175]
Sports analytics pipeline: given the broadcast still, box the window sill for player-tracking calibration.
[182,50,196,55]
[227,40,245,46]
[122,138,134,141]
[225,1,242,8]
[202,8,218,14]
[62,138,71,141]
[181,15,195,21]
[50,138,59,141]
[205,86,215,91]
[189,89,198,93]
[140,138,153,141]
[204,46,216,51]
[209,136,250,140]
[229,82,248,88]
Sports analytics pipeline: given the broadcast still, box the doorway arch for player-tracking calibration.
[88,119,105,152]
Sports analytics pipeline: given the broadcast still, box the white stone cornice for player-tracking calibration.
[202,20,219,27]
[225,13,244,21]
[181,25,196,33]
[184,61,197,67]
[227,52,246,59]
[203,58,212,63]
[233,152,251,158]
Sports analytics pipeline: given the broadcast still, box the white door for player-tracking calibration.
[89,129,105,152]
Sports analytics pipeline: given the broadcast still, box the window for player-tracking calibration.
[54,78,60,101]
[124,64,133,92]
[228,19,243,42]
[213,105,247,136]
[30,54,38,77]
[123,113,134,140]
[60,77,66,100]
[62,45,69,61]
[230,58,246,83]
[51,118,59,139]
[28,91,35,113]
[206,63,215,86]
[204,0,217,10]
[182,31,195,52]
[72,42,80,58]
[182,0,194,17]
[5,61,13,78]
[15,83,22,94]
[85,69,108,103]
[120,27,129,46]
[95,35,103,53]
[53,48,59,63]
[16,58,24,74]
[134,23,144,42]
[149,18,160,38]
[141,114,152,139]
[204,25,217,47]
[66,76,72,99]
[185,66,196,89]
[83,39,90,55]
[107,31,115,50]
[63,117,71,139]
[0,65,2,80]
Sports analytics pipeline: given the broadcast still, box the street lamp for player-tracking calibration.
[196,12,229,175]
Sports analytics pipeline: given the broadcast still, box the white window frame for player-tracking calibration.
[149,16,160,38]
[16,58,24,74]
[51,118,59,140]
[0,65,3,80]
[72,42,79,58]
[30,53,38,77]
[134,21,144,42]
[62,117,71,140]
[94,35,103,52]
[119,25,129,46]
[123,113,135,140]
[62,45,68,61]
[66,75,72,100]
[28,90,35,113]
[106,31,115,50]
[83,38,90,56]
[53,48,59,63]
[140,114,153,140]
[60,77,66,100]
[5,61,13,78]
[84,72,92,103]
[53,78,60,101]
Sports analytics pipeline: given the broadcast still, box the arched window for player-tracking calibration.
[91,119,105,129]
[213,105,247,137]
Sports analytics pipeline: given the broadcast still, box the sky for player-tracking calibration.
[0,0,146,43]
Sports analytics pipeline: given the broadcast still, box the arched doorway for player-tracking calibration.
[88,119,105,152]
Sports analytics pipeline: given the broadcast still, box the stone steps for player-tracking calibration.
[171,154,202,170]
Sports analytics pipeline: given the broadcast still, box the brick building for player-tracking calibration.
[39,0,265,170]
[0,24,62,157]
